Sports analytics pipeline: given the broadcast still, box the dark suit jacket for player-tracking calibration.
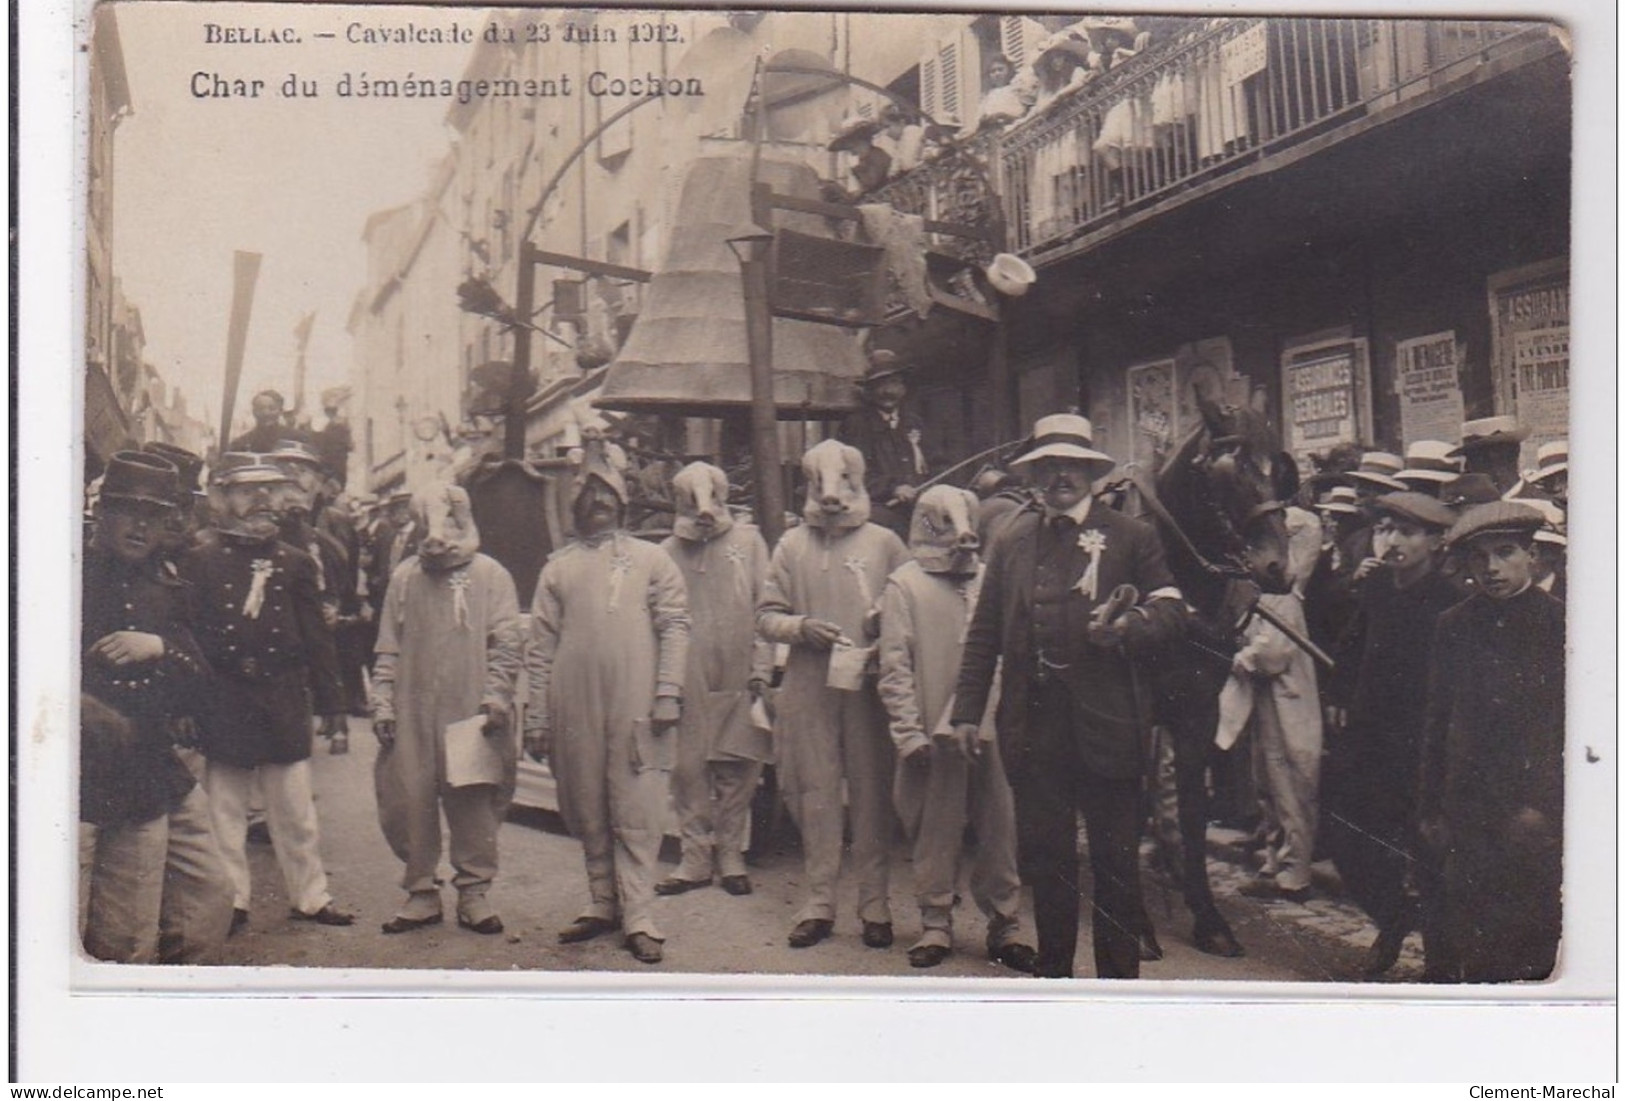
[952,502,1187,779]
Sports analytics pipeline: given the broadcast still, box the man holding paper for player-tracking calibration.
[371,484,522,936]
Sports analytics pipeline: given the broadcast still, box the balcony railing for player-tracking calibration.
[872,18,1547,262]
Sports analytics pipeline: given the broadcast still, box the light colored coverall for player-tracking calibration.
[1217,591,1323,892]
[757,441,909,927]
[878,558,1023,947]
[660,503,773,883]
[372,552,522,906]
[527,531,689,939]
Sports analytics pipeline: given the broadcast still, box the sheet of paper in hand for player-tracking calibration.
[444,714,503,788]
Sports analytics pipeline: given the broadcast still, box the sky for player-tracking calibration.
[109,2,484,438]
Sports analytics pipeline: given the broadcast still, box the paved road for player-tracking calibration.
[212,718,1416,983]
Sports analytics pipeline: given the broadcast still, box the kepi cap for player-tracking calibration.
[100,451,181,508]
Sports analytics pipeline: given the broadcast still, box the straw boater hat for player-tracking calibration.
[1444,500,1544,551]
[827,114,884,153]
[212,452,290,487]
[1010,413,1115,473]
[1315,485,1360,515]
[1396,440,1463,486]
[1449,415,1528,456]
[1370,490,1457,531]
[100,451,181,508]
[1528,439,1568,485]
[1033,32,1094,72]
[1514,497,1567,547]
[1347,451,1407,492]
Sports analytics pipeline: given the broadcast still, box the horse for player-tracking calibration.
[1115,363,1295,958]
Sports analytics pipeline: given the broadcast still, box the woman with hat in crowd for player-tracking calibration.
[1418,501,1564,983]
[1319,490,1463,978]
[827,114,891,197]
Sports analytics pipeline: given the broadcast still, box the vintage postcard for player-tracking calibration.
[17,0,1617,1081]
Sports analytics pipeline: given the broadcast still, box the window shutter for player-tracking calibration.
[920,53,941,118]
[999,15,1047,68]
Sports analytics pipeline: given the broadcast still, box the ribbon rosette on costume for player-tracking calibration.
[1075,529,1107,601]
[606,550,634,612]
[843,554,875,607]
[448,569,472,629]
[242,558,275,619]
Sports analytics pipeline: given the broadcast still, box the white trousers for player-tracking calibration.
[204,759,333,914]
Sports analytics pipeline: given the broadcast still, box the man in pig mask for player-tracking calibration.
[758,438,910,950]
[655,463,774,898]
[371,483,523,936]
[524,441,690,965]
[877,485,1037,971]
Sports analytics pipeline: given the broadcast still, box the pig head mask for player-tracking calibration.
[909,485,981,575]
[413,483,480,572]
[800,438,871,531]
[672,462,734,543]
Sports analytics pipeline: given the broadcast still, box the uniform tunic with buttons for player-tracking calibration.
[182,534,344,767]
[81,545,207,826]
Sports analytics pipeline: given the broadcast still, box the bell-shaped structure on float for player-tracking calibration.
[596,153,867,419]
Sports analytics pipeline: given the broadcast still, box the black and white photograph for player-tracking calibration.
[15,0,1617,1081]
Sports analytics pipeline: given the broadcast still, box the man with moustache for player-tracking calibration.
[951,414,1187,979]
[183,454,354,933]
[524,441,689,965]
[837,349,931,539]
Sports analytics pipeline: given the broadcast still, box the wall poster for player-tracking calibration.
[1126,358,1178,472]
[1394,330,1466,447]
[1488,257,1569,464]
[1281,335,1371,471]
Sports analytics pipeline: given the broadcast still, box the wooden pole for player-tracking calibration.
[217,251,262,454]
[739,246,785,545]
[505,242,539,460]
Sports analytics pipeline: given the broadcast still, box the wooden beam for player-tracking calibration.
[527,249,651,284]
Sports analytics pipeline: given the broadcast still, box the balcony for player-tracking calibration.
[870,17,1555,265]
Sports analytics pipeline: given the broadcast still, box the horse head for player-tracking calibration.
[1171,364,1293,595]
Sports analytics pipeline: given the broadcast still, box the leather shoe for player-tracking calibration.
[229,908,250,936]
[458,914,504,936]
[1139,929,1165,962]
[381,912,443,934]
[557,915,621,944]
[988,941,1039,975]
[625,932,664,964]
[1238,878,1312,903]
[719,875,753,896]
[653,875,712,896]
[908,943,951,968]
[861,921,894,949]
[787,918,833,948]
[291,902,356,927]
[328,731,350,755]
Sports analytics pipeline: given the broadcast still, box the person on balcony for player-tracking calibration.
[973,53,1032,132]
[827,115,892,198]
[874,103,925,175]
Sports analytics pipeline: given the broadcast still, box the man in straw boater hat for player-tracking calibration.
[1448,415,1528,496]
[182,453,355,934]
[1525,439,1568,508]
[1418,501,1564,983]
[951,414,1188,979]
[80,451,232,963]
[1395,440,1464,499]
[837,347,932,540]
[758,439,910,951]
[1318,490,1462,978]
[524,439,690,965]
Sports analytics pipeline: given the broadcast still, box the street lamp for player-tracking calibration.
[725,227,786,545]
